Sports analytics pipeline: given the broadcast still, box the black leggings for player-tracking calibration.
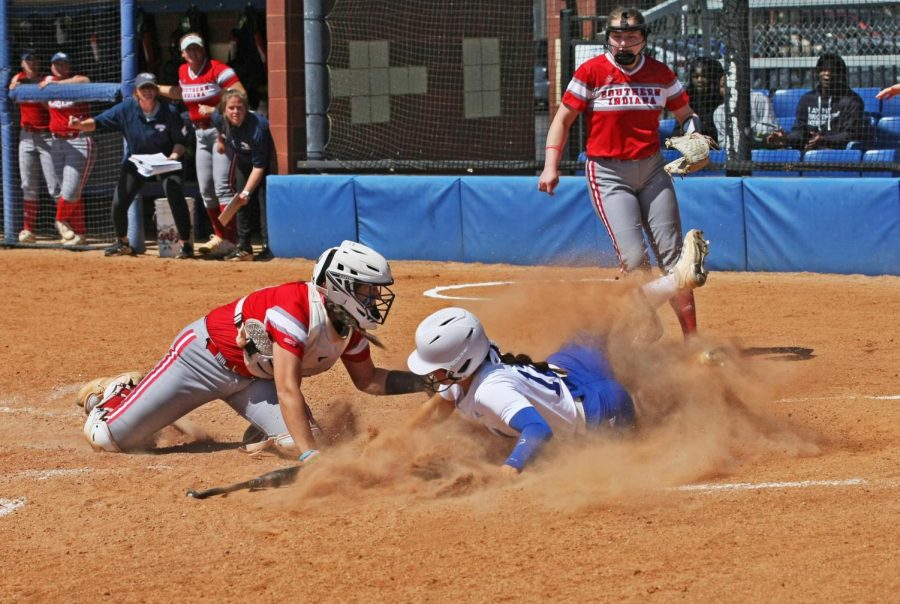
[111,161,191,241]
[231,158,268,251]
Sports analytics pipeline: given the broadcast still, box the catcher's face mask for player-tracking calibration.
[352,281,395,325]
[607,12,648,66]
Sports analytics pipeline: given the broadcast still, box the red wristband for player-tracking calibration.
[545,145,562,152]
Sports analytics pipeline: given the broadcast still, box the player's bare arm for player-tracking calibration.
[538,104,579,196]
[157,84,182,100]
[169,144,186,161]
[273,343,318,456]
[68,116,97,132]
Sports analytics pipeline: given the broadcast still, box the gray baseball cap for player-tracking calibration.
[135,72,159,89]
[51,52,70,64]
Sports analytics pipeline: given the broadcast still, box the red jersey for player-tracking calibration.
[178,59,240,125]
[43,75,91,135]
[205,282,370,377]
[562,52,689,159]
[14,71,50,130]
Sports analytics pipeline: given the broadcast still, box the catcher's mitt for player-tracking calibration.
[663,133,718,176]
[76,371,144,414]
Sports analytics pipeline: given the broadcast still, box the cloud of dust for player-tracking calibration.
[281,271,822,511]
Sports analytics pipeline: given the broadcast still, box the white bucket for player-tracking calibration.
[154,197,195,258]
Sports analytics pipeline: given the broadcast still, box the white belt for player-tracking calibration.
[573,395,587,435]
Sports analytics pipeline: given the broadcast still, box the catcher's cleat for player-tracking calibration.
[18,229,36,243]
[672,229,709,290]
[76,372,144,415]
[198,234,236,257]
[225,248,254,262]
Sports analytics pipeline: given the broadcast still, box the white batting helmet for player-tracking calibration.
[312,240,395,330]
[407,307,490,381]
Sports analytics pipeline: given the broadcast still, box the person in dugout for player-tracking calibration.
[68,72,193,258]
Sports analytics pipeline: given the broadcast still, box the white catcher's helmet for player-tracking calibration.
[312,240,395,330]
[407,307,490,382]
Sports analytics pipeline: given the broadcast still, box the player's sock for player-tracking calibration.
[71,199,86,234]
[206,206,227,239]
[669,289,698,337]
[23,199,38,232]
[55,196,69,222]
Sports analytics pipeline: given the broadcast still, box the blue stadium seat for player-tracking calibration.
[876,116,900,148]
[576,151,587,176]
[662,149,681,164]
[772,89,809,119]
[777,116,795,132]
[698,149,727,176]
[862,148,897,177]
[801,149,862,177]
[882,96,900,117]
[752,148,801,176]
[853,87,882,115]
[659,118,677,138]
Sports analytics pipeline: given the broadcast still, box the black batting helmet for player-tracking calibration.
[606,7,650,37]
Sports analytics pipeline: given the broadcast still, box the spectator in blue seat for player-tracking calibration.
[766,53,872,150]
[685,57,725,141]
[713,74,778,149]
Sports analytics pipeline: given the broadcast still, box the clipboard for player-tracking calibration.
[219,193,246,225]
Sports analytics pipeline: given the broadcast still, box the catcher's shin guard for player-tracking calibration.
[83,407,121,452]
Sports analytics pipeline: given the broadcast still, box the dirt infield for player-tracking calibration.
[2,248,898,602]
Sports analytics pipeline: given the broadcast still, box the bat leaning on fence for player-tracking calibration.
[186,465,303,499]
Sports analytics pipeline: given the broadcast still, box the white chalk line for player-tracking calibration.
[777,395,900,403]
[0,498,27,518]
[0,406,82,417]
[424,277,616,301]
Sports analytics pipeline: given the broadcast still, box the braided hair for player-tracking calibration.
[497,350,552,374]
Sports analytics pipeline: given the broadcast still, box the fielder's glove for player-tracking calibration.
[663,133,719,176]
[76,371,144,414]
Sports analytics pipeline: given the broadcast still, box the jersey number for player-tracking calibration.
[516,367,561,395]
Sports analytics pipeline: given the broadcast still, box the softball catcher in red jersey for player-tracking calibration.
[80,241,427,462]
[539,6,709,338]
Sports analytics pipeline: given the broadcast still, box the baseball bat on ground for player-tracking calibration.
[186,465,302,499]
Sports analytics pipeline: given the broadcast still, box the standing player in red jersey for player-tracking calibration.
[8,52,60,243]
[159,33,246,259]
[538,6,709,339]
[39,52,93,246]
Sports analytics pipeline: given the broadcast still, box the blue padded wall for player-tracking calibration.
[675,177,746,271]
[267,175,900,275]
[743,178,900,275]
[460,176,611,266]
[267,175,357,258]
[355,175,463,261]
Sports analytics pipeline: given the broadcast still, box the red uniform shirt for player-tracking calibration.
[178,59,240,125]
[43,75,91,135]
[15,71,50,130]
[562,52,689,159]
[205,282,370,374]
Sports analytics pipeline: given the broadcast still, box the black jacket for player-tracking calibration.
[787,86,872,148]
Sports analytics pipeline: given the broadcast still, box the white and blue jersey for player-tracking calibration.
[440,342,635,470]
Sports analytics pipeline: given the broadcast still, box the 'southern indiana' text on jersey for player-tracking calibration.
[562,52,689,159]
[440,347,582,438]
[205,281,370,378]
[178,59,241,125]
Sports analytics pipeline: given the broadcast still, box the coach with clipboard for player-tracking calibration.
[213,89,275,262]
